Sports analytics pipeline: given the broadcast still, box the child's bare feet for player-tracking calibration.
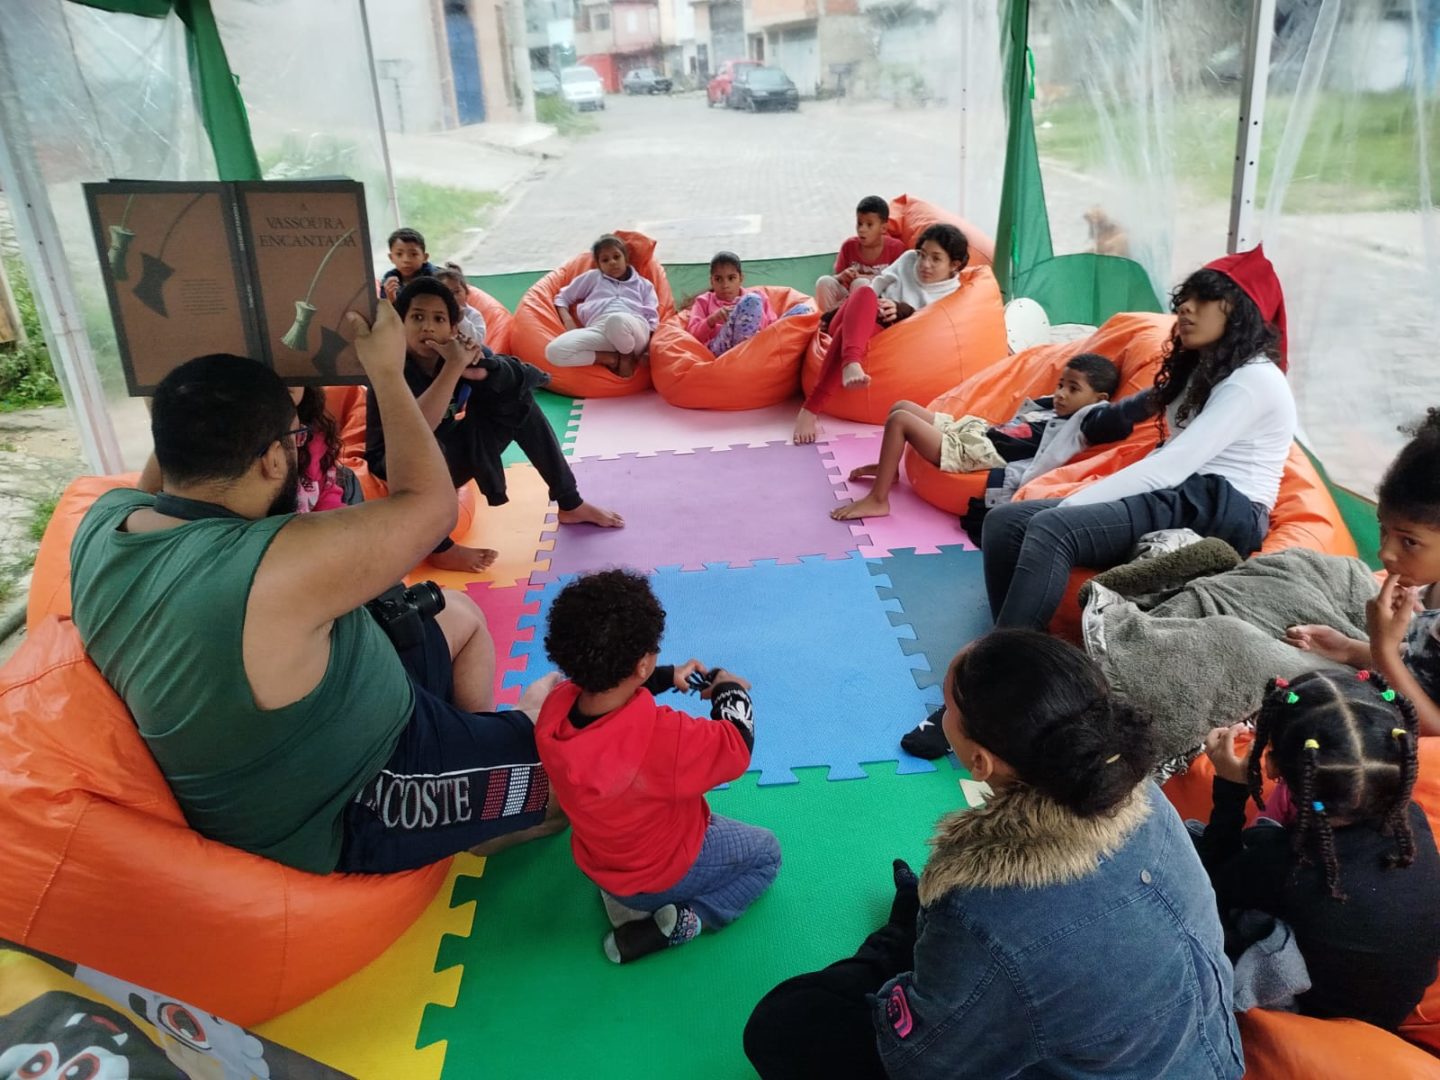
[558,501,625,527]
[849,463,879,482]
[842,362,871,389]
[793,408,820,444]
[831,493,890,520]
[595,350,621,372]
[614,353,639,379]
[429,543,499,572]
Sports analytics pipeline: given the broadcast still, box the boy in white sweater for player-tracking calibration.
[794,224,968,444]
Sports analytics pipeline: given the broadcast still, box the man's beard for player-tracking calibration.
[266,450,301,517]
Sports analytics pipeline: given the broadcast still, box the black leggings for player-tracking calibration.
[744,922,912,1080]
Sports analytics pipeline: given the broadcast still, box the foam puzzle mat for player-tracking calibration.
[279,391,998,1077]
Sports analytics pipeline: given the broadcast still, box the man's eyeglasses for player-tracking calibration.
[259,425,310,456]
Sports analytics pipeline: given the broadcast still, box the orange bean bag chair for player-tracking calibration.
[884,193,996,267]
[651,286,819,410]
[800,266,1009,424]
[903,312,1176,516]
[511,230,676,398]
[0,616,449,1027]
[467,283,514,355]
[1160,739,1440,1073]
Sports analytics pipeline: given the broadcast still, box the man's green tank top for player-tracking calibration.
[70,489,414,873]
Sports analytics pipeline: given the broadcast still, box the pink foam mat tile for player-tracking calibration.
[567,393,878,460]
[463,581,541,706]
[820,434,976,558]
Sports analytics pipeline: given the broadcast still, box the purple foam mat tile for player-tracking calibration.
[819,434,976,558]
[535,441,874,580]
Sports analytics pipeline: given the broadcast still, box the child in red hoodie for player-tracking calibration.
[536,569,781,963]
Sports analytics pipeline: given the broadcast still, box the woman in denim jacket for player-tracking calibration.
[746,630,1244,1080]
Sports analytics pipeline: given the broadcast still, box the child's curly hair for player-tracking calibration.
[1248,669,1421,900]
[544,569,665,692]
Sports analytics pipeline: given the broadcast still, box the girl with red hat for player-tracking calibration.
[980,246,1293,632]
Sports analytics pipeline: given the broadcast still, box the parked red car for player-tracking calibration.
[707,59,762,107]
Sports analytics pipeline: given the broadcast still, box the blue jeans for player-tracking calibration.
[610,814,781,928]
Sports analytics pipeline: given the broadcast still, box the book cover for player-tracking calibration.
[85,180,376,395]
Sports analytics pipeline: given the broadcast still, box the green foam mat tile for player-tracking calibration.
[501,389,581,467]
[418,760,975,1079]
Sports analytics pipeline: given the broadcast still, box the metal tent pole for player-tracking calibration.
[1228,0,1276,253]
[958,0,971,216]
[360,0,403,231]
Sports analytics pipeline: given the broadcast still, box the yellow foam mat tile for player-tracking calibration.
[408,463,555,591]
[255,853,484,1080]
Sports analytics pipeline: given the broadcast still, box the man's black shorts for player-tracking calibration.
[336,616,548,873]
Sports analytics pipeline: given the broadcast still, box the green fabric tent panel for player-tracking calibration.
[1301,444,1381,569]
[1010,253,1164,326]
[471,254,835,312]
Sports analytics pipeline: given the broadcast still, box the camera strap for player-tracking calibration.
[152,492,246,522]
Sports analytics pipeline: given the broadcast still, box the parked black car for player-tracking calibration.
[727,66,799,112]
[623,68,673,95]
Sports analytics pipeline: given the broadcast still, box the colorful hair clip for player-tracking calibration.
[1286,691,1300,704]
[1303,738,1320,751]
[1274,677,1290,689]
[1356,670,1372,681]
[1382,689,1397,702]
[1312,800,1325,813]
[1393,728,1407,739]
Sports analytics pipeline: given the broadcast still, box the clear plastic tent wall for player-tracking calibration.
[0,0,398,472]
[1025,0,1250,300]
[0,3,216,469]
[1259,0,1440,498]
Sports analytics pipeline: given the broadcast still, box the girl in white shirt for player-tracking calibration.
[980,248,1294,632]
[793,224,968,444]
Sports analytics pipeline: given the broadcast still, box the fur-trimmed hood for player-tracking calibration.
[919,783,1152,906]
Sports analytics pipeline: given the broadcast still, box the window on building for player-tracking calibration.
[595,12,610,30]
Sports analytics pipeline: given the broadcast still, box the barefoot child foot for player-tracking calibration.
[594,350,622,372]
[831,493,891,520]
[614,352,639,379]
[793,408,820,445]
[848,463,879,481]
[842,362,871,388]
[429,543,499,572]
[558,501,625,528]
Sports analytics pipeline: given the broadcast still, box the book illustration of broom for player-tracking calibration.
[310,281,371,379]
[106,194,137,281]
[282,227,356,353]
[132,192,207,318]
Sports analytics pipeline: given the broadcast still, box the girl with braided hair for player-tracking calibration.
[1197,669,1440,1031]
[977,247,1293,632]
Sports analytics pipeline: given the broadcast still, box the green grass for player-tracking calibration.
[1035,90,1437,213]
[536,94,599,137]
[27,494,58,545]
[394,180,506,263]
[0,255,63,412]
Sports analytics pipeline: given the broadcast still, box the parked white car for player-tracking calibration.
[561,66,606,111]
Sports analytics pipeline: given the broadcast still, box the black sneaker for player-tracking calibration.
[901,707,950,760]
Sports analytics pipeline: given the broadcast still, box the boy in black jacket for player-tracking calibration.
[366,278,622,572]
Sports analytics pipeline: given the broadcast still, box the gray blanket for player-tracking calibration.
[1081,548,1378,762]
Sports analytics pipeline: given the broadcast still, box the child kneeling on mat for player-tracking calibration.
[832,353,1120,523]
[536,569,781,964]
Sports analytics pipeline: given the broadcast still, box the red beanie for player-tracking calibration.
[1204,244,1288,372]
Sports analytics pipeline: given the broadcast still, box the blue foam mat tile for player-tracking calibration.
[866,545,994,692]
[504,556,938,783]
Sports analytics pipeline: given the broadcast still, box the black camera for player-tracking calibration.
[366,580,446,651]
